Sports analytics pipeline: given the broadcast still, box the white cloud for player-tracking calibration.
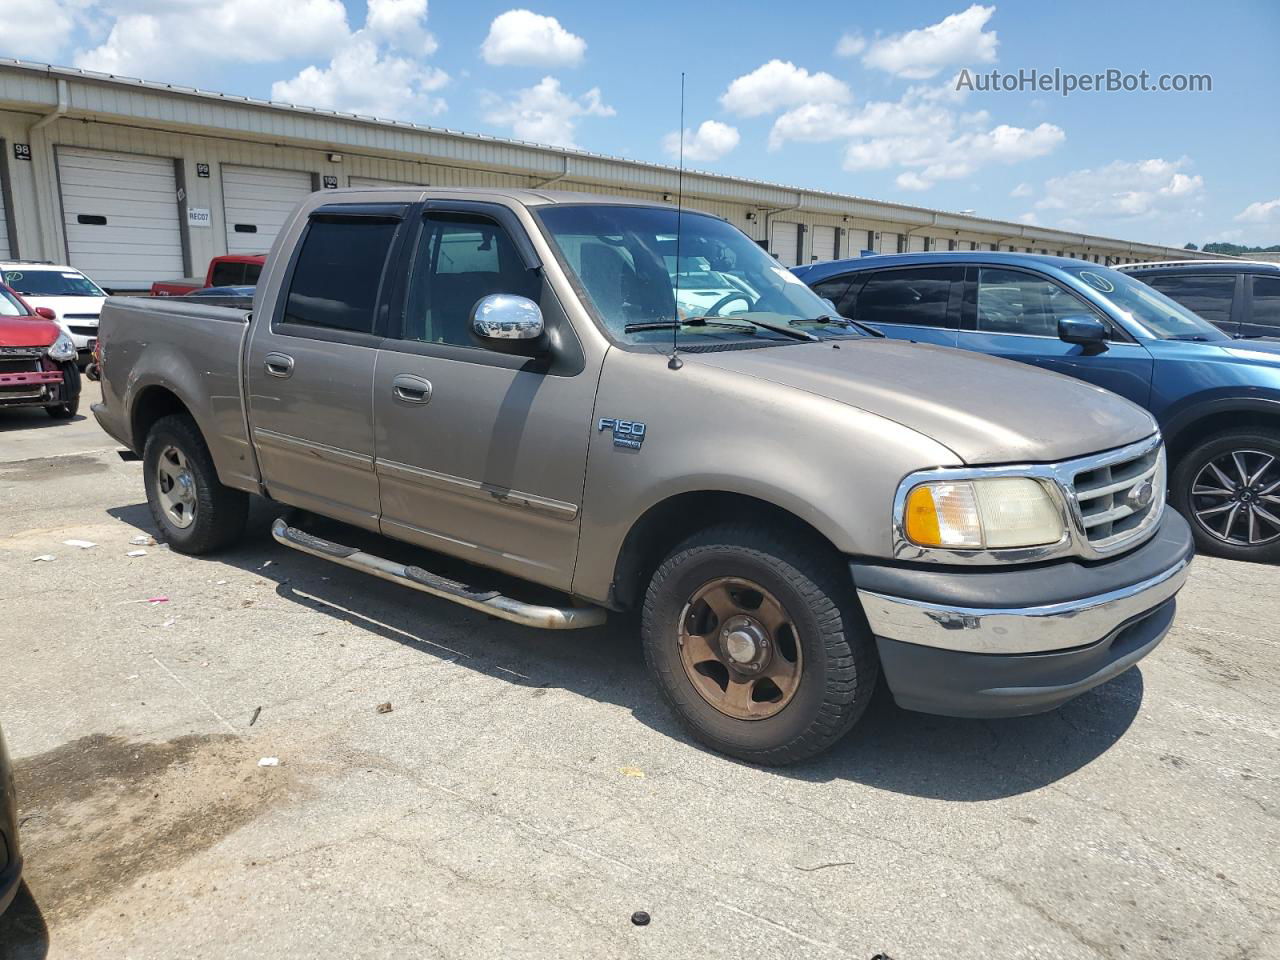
[1010,182,1033,198]
[896,172,930,191]
[272,36,447,117]
[863,4,998,79]
[1036,158,1205,221]
[1235,198,1280,224]
[483,76,613,148]
[76,0,352,77]
[720,60,851,118]
[366,0,438,55]
[481,9,585,67]
[1017,212,1038,225]
[663,120,740,164]
[835,32,866,57]
[0,0,76,61]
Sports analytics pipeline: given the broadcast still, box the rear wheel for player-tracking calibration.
[143,414,248,554]
[1172,428,1280,563]
[641,525,878,765]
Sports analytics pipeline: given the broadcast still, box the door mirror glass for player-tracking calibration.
[472,294,544,342]
[1058,314,1109,346]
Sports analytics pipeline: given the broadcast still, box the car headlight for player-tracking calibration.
[903,477,1065,550]
[47,333,77,362]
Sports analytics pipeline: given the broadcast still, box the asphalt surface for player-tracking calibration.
[0,383,1277,960]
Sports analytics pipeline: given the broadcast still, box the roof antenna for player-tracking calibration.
[668,71,686,371]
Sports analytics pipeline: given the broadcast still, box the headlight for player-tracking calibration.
[47,333,77,362]
[904,477,1065,550]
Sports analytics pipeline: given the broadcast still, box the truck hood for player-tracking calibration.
[0,316,59,347]
[689,339,1157,465]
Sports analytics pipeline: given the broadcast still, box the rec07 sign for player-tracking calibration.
[187,207,212,227]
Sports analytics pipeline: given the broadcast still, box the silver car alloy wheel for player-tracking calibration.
[156,444,198,529]
[1190,449,1280,546]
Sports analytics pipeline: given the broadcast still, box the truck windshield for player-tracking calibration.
[1064,264,1228,342]
[536,204,860,346]
[1,269,105,298]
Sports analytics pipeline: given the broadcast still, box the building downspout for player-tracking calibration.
[29,77,70,261]
[532,155,570,189]
[762,192,803,253]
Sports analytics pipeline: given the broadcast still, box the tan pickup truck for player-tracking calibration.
[93,188,1193,764]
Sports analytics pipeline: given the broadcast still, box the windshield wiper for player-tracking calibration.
[795,314,885,338]
[624,317,820,342]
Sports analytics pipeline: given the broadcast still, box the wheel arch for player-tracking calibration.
[606,490,847,612]
[1163,395,1280,463]
[130,384,196,452]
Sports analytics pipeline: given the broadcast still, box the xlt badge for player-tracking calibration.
[598,417,646,450]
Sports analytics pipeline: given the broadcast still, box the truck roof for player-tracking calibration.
[333,185,681,209]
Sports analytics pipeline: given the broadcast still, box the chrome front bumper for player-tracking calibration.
[857,555,1190,655]
[850,509,1195,718]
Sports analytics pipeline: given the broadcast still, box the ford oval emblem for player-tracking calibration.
[1127,480,1155,510]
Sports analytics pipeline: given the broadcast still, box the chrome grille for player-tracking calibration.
[1071,441,1166,551]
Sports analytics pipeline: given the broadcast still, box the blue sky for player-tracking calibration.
[7,0,1278,246]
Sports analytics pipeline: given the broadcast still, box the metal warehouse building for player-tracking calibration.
[0,59,1220,292]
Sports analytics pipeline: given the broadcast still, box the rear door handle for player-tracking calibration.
[264,353,294,378]
[392,374,433,404]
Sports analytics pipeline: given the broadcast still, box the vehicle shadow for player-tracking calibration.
[0,409,87,433]
[0,884,51,960]
[105,501,1142,801]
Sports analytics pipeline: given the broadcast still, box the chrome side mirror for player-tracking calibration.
[472,294,544,342]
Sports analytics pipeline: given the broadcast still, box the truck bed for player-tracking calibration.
[94,296,260,493]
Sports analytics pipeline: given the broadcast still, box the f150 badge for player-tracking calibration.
[598,417,646,450]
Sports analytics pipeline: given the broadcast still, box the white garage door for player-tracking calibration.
[908,234,927,252]
[222,166,315,255]
[56,147,183,289]
[0,185,10,259]
[770,221,800,266]
[879,232,900,254]
[811,225,836,262]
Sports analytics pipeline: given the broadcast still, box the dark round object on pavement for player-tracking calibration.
[631,911,650,926]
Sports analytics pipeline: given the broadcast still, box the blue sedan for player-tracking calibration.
[794,252,1280,563]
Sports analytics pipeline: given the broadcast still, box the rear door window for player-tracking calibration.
[851,267,960,328]
[281,217,399,334]
[1250,276,1280,331]
[810,274,855,315]
[1142,274,1235,327]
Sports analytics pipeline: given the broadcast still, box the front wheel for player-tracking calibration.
[641,525,878,765]
[143,414,248,554]
[45,361,80,419]
[1171,427,1280,563]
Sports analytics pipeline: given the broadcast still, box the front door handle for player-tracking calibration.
[264,353,294,378]
[392,374,433,404]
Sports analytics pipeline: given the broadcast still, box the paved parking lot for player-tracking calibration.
[0,384,1277,960]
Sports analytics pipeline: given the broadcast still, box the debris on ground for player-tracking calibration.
[148,596,169,604]
[127,550,147,558]
[375,702,393,714]
[620,766,645,779]
[31,554,56,562]
[130,535,157,546]
[250,706,262,726]
[260,560,273,569]
[63,539,96,549]
[631,911,651,926]
[258,757,280,767]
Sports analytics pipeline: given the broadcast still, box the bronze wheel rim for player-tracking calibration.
[677,576,802,721]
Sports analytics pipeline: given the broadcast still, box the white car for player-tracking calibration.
[0,261,107,359]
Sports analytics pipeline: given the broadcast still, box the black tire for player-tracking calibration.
[143,413,248,554]
[641,524,878,765]
[1171,427,1280,564]
[45,362,80,419]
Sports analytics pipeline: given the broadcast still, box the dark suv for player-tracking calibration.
[793,252,1280,564]
[1117,260,1280,340]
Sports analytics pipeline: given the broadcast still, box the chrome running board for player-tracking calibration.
[271,518,607,630]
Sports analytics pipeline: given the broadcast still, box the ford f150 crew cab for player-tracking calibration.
[92,188,1194,764]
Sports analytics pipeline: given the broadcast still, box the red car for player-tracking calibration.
[150,254,265,297]
[0,282,80,419]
